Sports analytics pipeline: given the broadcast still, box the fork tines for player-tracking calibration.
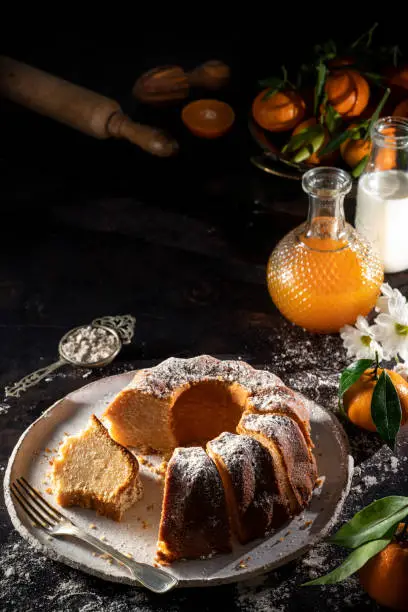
[11,477,63,528]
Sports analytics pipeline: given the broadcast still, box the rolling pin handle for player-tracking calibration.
[107,111,178,157]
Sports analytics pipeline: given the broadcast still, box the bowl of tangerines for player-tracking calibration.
[250,23,408,179]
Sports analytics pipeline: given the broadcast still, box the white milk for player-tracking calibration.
[356,170,408,273]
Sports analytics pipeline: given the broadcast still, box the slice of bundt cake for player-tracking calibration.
[52,415,143,521]
[156,447,231,564]
[238,413,317,514]
[207,432,277,543]
[246,383,313,448]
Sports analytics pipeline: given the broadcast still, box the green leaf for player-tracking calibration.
[362,71,385,85]
[371,370,402,449]
[366,88,391,141]
[325,104,342,135]
[282,126,324,154]
[338,359,373,400]
[331,496,408,549]
[314,62,327,116]
[258,76,283,89]
[292,131,326,163]
[303,531,394,586]
[319,128,354,157]
[261,84,285,100]
[350,22,378,50]
[351,155,369,178]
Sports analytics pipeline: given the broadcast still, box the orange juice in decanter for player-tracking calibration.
[267,167,384,333]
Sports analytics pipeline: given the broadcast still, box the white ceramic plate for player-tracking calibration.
[4,371,353,588]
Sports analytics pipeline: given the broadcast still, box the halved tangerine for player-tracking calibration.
[182,99,235,139]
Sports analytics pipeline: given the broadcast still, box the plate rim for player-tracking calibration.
[4,370,353,589]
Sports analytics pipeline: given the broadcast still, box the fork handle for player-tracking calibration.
[69,526,177,593]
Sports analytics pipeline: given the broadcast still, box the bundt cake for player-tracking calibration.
[102,355,317,562]
[156,446,231,564]
[207,432,277,543]
[52,415,143,521]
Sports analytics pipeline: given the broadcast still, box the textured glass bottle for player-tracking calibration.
[267,167,384,333]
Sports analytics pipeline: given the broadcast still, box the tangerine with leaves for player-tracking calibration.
[252,89,305,132]
[325,70,370,118]
[343,368,408,432]
[359,540,408,611]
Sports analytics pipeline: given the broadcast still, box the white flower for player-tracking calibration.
[394,362,408,381]
[372,295,408,361]
[376,283,407,314]
[340,316,384,360]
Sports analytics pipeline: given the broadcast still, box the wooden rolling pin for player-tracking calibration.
[0,56,178,156]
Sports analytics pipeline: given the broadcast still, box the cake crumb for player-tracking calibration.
[89,523,97,529]
[92,552,97,557]
[45,448,51,453]
[100,535,106,541]
[49,459,54,466]
[45,488,53,495]
[142,520,150,529]
[124,552,133,559]
[146,504,154,511]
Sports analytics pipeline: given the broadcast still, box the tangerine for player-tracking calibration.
[181,99,235,139]
[394,99,408,117]
[340,125,372,169]
[325,70,370,118]
[376,126,398,171]
[292,118,338,165]
[252,89,305,132]
[343,368,408,432]
[359,541,408,611]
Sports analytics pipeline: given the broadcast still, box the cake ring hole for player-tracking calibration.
[171,381,249,446]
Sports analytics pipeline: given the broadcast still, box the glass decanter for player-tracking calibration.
[267,167,384,334]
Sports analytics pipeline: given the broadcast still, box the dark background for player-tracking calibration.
[1,21,408,611]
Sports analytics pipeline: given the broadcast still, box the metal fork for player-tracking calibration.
[11,477,178,594]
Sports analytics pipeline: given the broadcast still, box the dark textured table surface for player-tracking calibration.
[1,41,408,611]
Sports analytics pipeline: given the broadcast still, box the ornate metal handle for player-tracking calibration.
[4,359,66,398]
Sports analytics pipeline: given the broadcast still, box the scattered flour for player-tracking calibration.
[0,403,10,416]
[390,456,399,472]
[362,475,378,488]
